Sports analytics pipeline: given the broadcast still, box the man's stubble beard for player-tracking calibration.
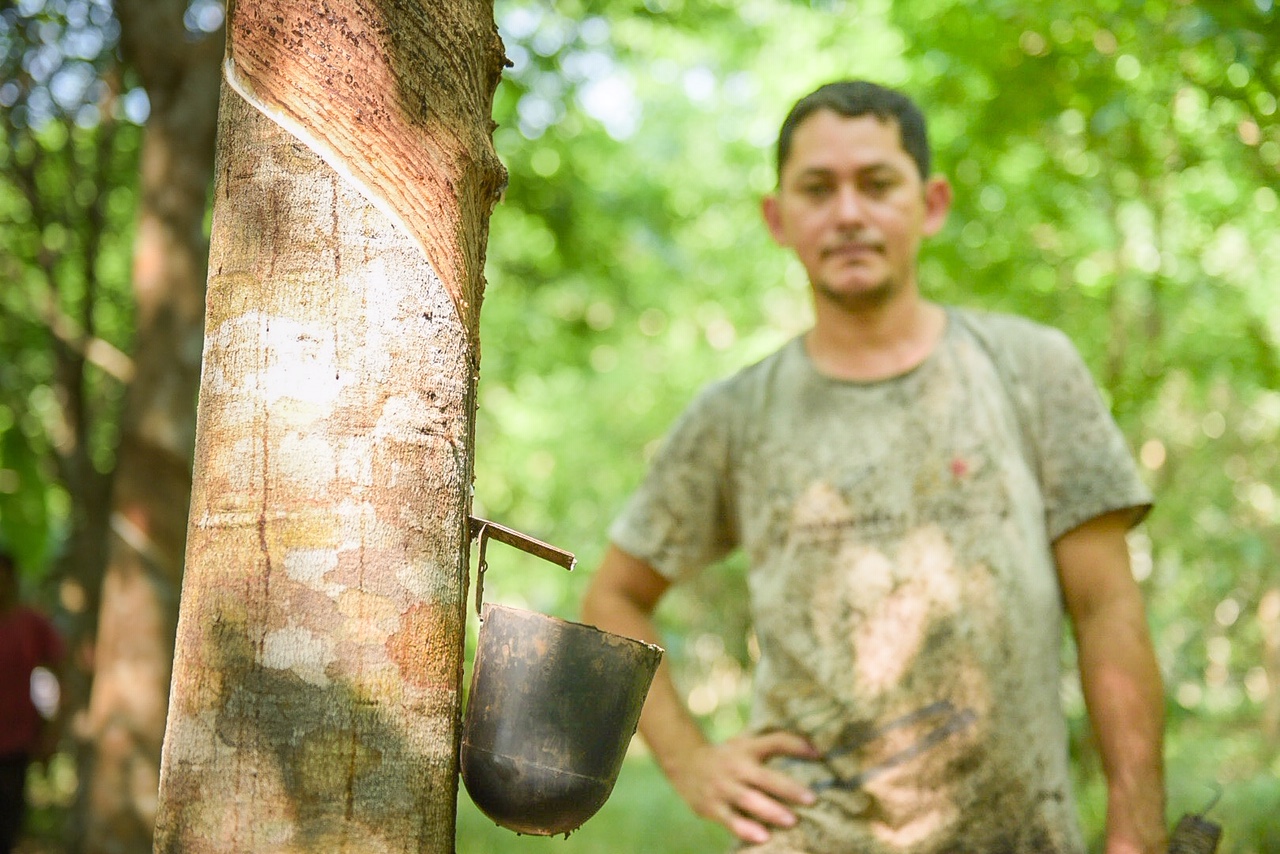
[815,273,901,314]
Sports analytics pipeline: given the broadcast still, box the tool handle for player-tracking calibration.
[468,516,576,570]
[1168,814,1222,854]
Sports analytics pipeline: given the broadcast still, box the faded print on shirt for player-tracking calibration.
[610,308,1152,854]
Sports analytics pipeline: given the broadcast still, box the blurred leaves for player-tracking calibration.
[0,0,142,574]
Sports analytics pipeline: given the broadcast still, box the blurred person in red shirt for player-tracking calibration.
[0,548,64,854]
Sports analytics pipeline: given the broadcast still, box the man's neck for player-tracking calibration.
[805,295,947,382]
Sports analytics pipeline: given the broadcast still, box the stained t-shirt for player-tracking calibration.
[609,308,1152,854]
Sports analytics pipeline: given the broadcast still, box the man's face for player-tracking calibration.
[762,110,951,312]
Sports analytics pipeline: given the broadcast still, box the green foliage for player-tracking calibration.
[0,0,141,572]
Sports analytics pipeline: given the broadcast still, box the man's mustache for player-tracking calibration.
[822,238,883,258]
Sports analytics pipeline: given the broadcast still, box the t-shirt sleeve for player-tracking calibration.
[1029,327,1153,541]
[608,381,739,582]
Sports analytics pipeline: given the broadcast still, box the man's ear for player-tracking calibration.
[761,193,787,246]
[922,176,953,237]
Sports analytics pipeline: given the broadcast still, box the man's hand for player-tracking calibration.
[582,546,820,845]
[664,731,819,846]
[1102,821,1167,854]
[1101,785,1169,854]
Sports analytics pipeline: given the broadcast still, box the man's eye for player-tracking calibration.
[863,175,900,195]
[800,184,832,197]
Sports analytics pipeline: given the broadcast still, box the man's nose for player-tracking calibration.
[832,184,866,224]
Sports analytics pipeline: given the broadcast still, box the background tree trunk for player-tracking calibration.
[78,4,222,852]
[152,1,505,850]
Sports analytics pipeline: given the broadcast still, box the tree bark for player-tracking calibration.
[152,1,505,850]
[79,3,222,851]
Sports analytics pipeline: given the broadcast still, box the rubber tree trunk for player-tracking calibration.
[152,1,506,851]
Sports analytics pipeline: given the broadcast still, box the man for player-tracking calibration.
[0,548,64,854]
[582,80,1166,853]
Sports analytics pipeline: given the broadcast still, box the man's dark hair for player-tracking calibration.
[776,80,932,181]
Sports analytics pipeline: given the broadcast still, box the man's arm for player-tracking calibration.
[582,545,818,845]
[1054,510,1166,854]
